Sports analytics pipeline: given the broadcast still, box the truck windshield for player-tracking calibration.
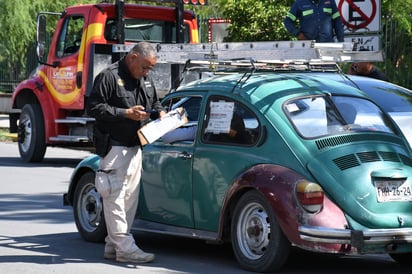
[285,95,397,139]
[105,18,190,43]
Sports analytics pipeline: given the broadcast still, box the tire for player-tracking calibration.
[389,253,412,265]
[231,190,290,273]
[73,171,107,242]
[17,104,46,162]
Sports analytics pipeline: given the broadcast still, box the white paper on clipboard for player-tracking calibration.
[137,107,188,146]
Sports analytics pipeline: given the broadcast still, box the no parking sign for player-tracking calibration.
[337,0,381,33]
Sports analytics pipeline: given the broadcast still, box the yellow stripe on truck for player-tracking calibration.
[38,23,104,106]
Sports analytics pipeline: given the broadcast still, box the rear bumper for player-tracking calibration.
[299,226,412,250]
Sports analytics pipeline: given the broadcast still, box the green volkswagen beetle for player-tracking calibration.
[64,69,412,272]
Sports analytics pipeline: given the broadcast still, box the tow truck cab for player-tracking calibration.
[11,1,200,162]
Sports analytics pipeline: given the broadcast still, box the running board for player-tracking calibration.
[49,135,90,142]
[133,219,218,241]
[55,116,95,124]
[50,116,95,143]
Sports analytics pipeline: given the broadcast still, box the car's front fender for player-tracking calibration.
[65,154,100,206]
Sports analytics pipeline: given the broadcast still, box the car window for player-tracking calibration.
[202,96,260,146]
[163,96,202,122]
[160,96,202,144]
[285,95,397,139]
[56,16,84,57]
[105,18,191,43]
[358,82,412,113]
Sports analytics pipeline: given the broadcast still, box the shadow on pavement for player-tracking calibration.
[0,193,73,224]
[0,156,87,169]
[0,230,411,273]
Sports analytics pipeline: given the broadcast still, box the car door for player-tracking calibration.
[192,95,262,231]
[48,13,86,108]
[138,95,203,228]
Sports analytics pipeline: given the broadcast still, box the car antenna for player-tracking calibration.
[335,63,362,90]
[174,59,192,89]
[230,58,256,93]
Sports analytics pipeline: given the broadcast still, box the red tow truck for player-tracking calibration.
[11,0,202,162]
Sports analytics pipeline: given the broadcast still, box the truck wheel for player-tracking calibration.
[17,104,46,162]
[73,171,107,242]
[231,190,290,273]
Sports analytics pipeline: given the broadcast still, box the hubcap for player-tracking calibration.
[237,202,271,260]
[78,185,103,232]
[18,114,31,152]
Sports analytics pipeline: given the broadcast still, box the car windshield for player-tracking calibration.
[285,95,397,138]
[105,18,190,43]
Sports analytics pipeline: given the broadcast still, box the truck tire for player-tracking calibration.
[73,171,107,242]
[231,190,290,272]
[17,104,46,162]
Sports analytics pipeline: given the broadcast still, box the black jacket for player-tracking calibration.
[87,58,164,146]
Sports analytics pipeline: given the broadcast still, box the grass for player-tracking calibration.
[0,128,17,142]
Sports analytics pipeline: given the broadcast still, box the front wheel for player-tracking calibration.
[18,104,46,162]
[73,171,107,242]
[231,190,290,272]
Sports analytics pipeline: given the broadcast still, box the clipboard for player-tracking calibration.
[137,107,188,146]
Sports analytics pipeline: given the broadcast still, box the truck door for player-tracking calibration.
[47,14,85,109]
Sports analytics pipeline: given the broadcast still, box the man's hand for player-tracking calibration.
[159,110,166,119]
[125,105,150,121]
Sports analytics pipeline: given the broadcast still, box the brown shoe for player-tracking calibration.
[103,244,116,260]
[116,249,155,263]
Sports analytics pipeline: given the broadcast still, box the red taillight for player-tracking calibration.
[296,180,324,213]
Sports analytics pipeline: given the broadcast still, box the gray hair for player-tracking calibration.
[130,42,157,58]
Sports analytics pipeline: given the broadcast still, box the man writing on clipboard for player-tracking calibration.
[86,42,165,264]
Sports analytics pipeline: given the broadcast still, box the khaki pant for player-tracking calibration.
[95,145,142,254]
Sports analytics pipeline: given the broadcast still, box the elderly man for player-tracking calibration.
[87,42,165,264]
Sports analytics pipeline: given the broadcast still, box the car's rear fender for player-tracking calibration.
[219,163,348,252]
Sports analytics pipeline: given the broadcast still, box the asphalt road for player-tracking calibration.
[0,141,411,274]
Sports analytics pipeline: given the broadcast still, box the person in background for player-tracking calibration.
[86,42,165,264]
[284,0,344,42]
[349,62,389,81]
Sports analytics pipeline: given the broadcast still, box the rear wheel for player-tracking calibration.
[73,171,107,242]
[231,190,290,272]
[17,104,46,162]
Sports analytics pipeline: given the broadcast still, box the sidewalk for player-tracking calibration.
[0,114,18,141]
[0,114,9,128]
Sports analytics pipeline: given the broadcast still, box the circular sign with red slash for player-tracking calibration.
[338,0,377,30]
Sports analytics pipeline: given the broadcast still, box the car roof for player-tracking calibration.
[176,72,370,103]
[310,73,412,112]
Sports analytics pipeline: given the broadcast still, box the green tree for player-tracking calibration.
[382,0,412,37]
[222,0,291,41]
[0,0,95,80]
[381,0,412,87]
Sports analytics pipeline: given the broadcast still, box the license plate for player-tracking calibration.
[374,180,412,202]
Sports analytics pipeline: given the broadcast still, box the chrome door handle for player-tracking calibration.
[179,151,192,159]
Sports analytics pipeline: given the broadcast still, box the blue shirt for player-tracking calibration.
[284,0,344,42]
